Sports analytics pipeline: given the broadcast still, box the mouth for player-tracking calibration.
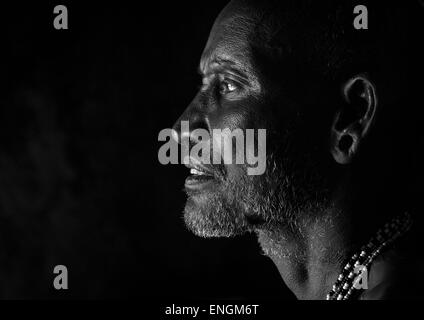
[184,158,217,192]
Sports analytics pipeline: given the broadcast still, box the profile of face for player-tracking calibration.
[173,0,379,244]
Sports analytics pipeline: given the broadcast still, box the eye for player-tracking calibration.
[219,80,238,95]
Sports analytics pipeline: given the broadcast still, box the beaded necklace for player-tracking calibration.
[326,212,413,300]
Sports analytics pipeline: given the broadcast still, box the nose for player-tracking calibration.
[172,93,210,145]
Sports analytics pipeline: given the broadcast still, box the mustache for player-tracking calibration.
[185,140,227,179]
[185,154,227,180]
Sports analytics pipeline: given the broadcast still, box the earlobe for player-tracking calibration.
[331,75,377,164]
[331,124,359,164]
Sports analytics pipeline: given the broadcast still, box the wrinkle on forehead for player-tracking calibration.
[200,14,256,69]
[200,5,264,93]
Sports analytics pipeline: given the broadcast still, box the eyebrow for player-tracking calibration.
[198,57,249,84]
[198,57,238,75]
[198,54,261,93]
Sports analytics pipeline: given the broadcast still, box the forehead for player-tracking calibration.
[199,6,260,76]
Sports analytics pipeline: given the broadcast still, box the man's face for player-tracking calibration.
[173,2,333,239]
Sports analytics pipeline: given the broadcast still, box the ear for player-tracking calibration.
[330,75,378,164]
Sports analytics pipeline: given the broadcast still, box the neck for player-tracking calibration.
[256,194,393,300]
[256,202,412,300]
[256,210,349,299]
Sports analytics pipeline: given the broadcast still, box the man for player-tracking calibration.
[172,0,423,299]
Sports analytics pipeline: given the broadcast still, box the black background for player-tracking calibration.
[0,2,294,299]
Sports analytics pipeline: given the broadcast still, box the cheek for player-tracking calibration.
[205,99,269,174]
[209,114,267,176]
[225,163,247,180]
[208,99,265,131]
[209,111,247,132]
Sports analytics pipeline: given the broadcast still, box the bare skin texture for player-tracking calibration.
[173,0,422,299]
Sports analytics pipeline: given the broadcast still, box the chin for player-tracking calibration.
[181,162,272,237]
[182,185,253,238]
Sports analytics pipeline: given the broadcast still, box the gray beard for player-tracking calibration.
[183,151,331,258]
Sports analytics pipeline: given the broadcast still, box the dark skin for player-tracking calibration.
[173,0,420,299]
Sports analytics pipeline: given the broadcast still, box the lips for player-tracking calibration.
[184,158,217,192]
